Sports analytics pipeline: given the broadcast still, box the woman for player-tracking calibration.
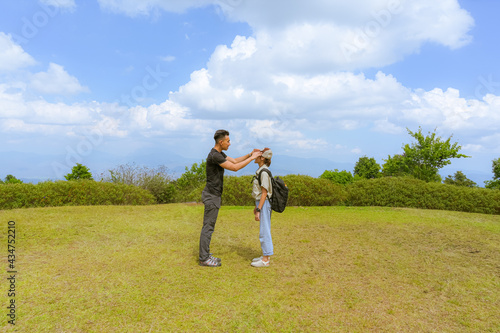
[251,148,274,267]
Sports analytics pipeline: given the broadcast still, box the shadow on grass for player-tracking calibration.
[190,243,257,262]
[226,243,259,261]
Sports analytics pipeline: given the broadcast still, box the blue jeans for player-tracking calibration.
[256,199,273,256]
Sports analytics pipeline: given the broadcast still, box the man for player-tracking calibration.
[199,129,262,267]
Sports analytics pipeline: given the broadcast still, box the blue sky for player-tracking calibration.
[1,0,499,184]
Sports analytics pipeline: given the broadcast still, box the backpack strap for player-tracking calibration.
[257,168,272,187]
[256,168,273,201]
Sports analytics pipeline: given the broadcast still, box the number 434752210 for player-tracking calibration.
[8,221,15,270]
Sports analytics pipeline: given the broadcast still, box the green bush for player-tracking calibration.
[173,161,206,203]
[354,156,381,179]
[283,175,347,206]
[485,179,500,190]
[179,183,205,203]
[320,169,359,185]
[221,175,254,206]
[175,174,347,207]
[3,175,23,184]
[0,181,156,210]
[5,169,499,215]
[192,174,347,207]
[65,163,93,181]
[443,171,477,187]
[172,176,251,205]
[346,177,500,214]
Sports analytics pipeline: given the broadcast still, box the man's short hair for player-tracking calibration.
[214,129,229,144]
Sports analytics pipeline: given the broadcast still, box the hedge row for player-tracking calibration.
[2,176,500,215]
[181,175,500,214]
[178,175,348,207]
[346,177,500,215]
[174,175,500,215]
[0,181,156,210]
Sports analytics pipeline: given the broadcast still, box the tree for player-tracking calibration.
[65,163,93,181]
[320,169,358,185]
[3,175,23,184]
[354,156,381,179]
[484,158,500,190]
[485,179,500,190]
[176,160,206,191]
[103,163,175,203]
[382,127,469,182]
[492,158,500,179]
[443,171,477,187]
[382,154,409,177]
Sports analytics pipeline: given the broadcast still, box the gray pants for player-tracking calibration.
[199,189,221,261]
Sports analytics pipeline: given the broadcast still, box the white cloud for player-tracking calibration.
[157,0,479,146]
[100,0,473,71]
[167,26,500,154]
[0,81,204,141]
[373,119,405,134]
[462,144,483,153]
[402,89,500,131]
[128,100,195,133]
[160,55,176,62]
[254,1,472,71]
[0,91,94,130]
[30,63,89,95]
[89,0,482,149]
[289,138,328,150]
[351,148,363,155]
[0,33,36,72]
[3,0,495,162]
[30,100,93,125]
[1,84,113,135]
[0,84,30,118]
[402,0,473,49]
[93,116,128,138]
[248,120,307,145]
[0,119,78,136]
[478,133,500,152]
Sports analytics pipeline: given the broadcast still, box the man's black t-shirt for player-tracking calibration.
[205,148,227,197]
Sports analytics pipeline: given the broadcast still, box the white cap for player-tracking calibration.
[262,149,272,159]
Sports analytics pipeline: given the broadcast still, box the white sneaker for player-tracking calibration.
[252,256,263,262]
[251,259,270,267]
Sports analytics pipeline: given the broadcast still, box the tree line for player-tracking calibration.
[2,127,500,190]
[320,127,500,189]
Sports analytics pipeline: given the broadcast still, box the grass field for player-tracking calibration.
[1,204,499,332]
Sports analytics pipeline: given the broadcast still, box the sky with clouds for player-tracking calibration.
[0,0,499,183]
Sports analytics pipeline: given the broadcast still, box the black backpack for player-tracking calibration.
[256,168,289,213]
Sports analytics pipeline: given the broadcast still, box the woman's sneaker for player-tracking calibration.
[251,259,269,267]
[252,256,263,262]
[199,257,221,267]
